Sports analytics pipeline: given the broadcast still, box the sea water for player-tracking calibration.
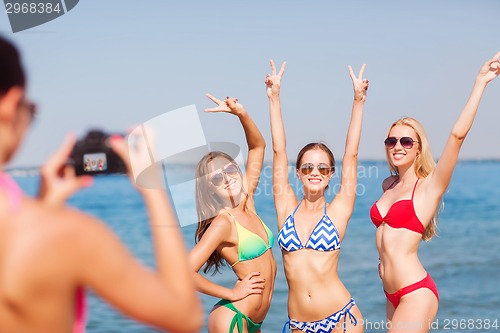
[13,161,500,333]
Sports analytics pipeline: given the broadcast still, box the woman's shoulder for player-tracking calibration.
[20,197,90,219]
[209,212,235,231]
[199,213,235,245]
[21,198,112,238]
[9,199,109,256]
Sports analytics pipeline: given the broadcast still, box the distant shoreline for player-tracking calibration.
[5,159,500,177]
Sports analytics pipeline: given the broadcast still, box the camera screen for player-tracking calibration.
[83,153,107,172]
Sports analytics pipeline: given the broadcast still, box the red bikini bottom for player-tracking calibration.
[384,273,439,309]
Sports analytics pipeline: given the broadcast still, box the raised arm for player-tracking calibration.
[266,60,296,224]
[205,94,265,197]
[73,137,202,333]
[333,65,368,220]
[188,216,265,301]
[427,52,500,198]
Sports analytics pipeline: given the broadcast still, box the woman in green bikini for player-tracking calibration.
[189,94,275,333]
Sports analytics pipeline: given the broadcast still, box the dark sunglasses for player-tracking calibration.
[384,137,419,149]
[210,163,240,187]
[300,163,333,176]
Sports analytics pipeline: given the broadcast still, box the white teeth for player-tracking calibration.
[393,153,405,160]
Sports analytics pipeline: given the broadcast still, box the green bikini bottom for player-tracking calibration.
[215,299,263,333]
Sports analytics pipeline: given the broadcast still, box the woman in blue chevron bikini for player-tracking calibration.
[267,60,368,333]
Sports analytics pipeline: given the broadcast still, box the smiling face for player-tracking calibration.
[195,151,246,221]
[386,124,421,171]
[297,148,333,194]
[206,156,243,205]
[384,117,436,178]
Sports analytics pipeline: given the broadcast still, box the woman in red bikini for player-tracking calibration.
[371,52,500,332]
[0,36,202,333]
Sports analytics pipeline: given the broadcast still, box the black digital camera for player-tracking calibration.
[70,130,127,176]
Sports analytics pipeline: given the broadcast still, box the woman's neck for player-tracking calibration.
[219,194,245,212]
[396,164,418,184]
[302,193,326,211]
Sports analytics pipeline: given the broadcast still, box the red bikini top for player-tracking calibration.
[370,178,425,235]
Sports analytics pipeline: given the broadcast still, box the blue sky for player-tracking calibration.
[2,0,499,167]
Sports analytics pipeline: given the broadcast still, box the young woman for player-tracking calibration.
[370,52,500,332]
[268,60,368,333]
[0,36,202,333]
[189,94,275,333]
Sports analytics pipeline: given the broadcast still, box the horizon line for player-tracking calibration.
[5,158,500,173]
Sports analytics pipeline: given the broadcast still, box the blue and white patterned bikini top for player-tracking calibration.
[278,201,341,252]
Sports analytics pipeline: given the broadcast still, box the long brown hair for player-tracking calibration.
[386,117,439,240]
[194,151,246,274]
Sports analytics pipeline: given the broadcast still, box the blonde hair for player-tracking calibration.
[194,151,246,273]
[385,117,439,241]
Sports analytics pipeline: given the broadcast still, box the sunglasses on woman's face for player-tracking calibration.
[210,163,240,187]
[299,163,332,176]
[384,137,419,149]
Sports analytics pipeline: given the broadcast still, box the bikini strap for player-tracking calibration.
[225,210,238,223]
[217,299,247,333]
[229,312,244,333]
[282,318,291,333]
[324,202,327,215]
[227,208,265,230]
[247,208,264,224]
[248,209,271,241]
[342,299,358,332]
[0,172,22,211]
[292,201,302,216]
[224,210,241,268]
[411,178,420,200]
[73,287,86,333]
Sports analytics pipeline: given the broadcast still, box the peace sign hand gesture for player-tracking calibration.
[348,64,369,102]
[204,94,246,117]
[476,51,500,85]
[265,59,286,98]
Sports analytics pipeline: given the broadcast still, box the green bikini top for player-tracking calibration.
[225,210,274,268]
